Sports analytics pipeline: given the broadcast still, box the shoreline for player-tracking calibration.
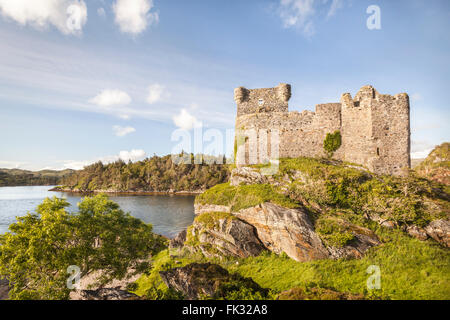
[48,187,203,196]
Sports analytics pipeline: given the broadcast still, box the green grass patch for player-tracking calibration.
[196,182,299,212]
[135,225,450,300]
[225,226,450,300]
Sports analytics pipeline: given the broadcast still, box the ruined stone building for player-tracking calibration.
[234,83,410,175]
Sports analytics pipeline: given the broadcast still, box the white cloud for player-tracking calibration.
[89,89,131,107]
[62,149,147,170]
[113,125,136,137]
[411,149,433,159]
[97,7,106,18]
[173,108,202,130]
[0,0,87,35]
[411,140,435,159]
[0,160,28,169]
[146,83,167,104]
[112,0,159,35]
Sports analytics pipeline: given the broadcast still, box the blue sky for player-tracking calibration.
[0,0,449,170]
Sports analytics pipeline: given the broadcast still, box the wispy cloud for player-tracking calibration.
[0,0,87,35]
[326,0,343,18]
[277,0,345,36]
[113,125,136,137]
[146,83,167,104]
[0,27,236,127]
[112,0,159,35]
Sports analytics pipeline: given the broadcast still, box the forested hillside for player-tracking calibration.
[57,154,230,193]
[0,168,74,187]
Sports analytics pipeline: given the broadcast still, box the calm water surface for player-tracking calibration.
[0,186,195,238]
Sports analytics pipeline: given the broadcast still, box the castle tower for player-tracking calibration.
[234,83,291,116]
[340,85,410,175]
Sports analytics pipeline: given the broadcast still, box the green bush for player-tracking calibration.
[323,131,342,158]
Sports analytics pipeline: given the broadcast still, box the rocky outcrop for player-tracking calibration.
[406,225,429,241]
[424,219,450,247]
[169,229,187,249]
[194,203,231,215]
[160,263,267,300]
[69,267,143,300]
[187,213,265,258]
[234,203,329,262]
[325,223,381,260]
[234,203,380,261]
[72,288,139,300]
[230,167,267,186]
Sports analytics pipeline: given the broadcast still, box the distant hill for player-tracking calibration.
[0,168,75,187]
[414,142,450,185]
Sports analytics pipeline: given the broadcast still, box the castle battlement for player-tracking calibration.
[235,84,410,176]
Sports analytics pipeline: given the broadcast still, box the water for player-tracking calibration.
[0,186,196,238]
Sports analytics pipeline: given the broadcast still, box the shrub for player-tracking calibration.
[323,131,342,158]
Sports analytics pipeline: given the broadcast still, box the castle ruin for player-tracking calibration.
[234,84,410,176]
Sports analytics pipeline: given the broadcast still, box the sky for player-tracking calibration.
[0,0,449,170]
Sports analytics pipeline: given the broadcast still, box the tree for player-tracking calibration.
[323,131,342,158]
[0,194,163,300]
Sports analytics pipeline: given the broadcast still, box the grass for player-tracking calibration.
[225,227,450,300]
[196,182,299,212]
[134,225,450,300]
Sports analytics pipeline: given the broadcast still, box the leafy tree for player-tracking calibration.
[323,131,342,158]
[0,194,163,300]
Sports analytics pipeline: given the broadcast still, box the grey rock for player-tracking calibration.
[189,215,265,258]
[406,225,429,241]
[234,203,329,262]
[73,287,139,300]
[160,263,266,300]
[230,167,267,186]
[425,219,450,247]
[169,229,187,249]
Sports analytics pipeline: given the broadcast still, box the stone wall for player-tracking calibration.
[234,84,410,176]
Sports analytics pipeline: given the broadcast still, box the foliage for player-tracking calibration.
[134,249,270,300]
[134,224,450,300]
[196,183,299,211]
[315,218,355,247]
[0,168,74,187]
[0,194,163,300]
[323,131,342,158]
[415,142,450,185]
[224,226,450,300]
[57,153,230,193]
[278,157,448,227]
[194,211,237,229]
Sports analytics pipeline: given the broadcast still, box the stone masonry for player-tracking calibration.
[234,84,410,176]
